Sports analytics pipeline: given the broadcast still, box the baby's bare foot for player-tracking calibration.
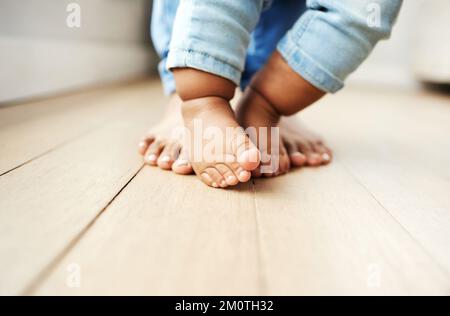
[236,87,332,178]
[236,88,289,177]
[280,116,332,167]
[182,96,260,188]
[138,94,193,174]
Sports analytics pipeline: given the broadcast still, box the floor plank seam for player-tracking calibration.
[20,164,145,295]
[0,127,93,177]
[0,108,131,178]
[338,159,450,279]
[251,179,269,295]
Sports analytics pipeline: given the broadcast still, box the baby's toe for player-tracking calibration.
[157,142,180,170]
[235,131,260,171]
[306,152,322,166]
[144,139,165,166]
[296,141,320,166]
[289,152,307,167]
[228,162,251,183]
[311,142,332,165]
[138,135,155,155]
[172,148,193,175]
[200,171,214,187]
[278,145,290,174]
[284,140,306,167]
[285,140,307,167]
[215,164,238,186]
[200,167,225,188]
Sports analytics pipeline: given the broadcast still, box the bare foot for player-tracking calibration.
[138,94,193,175]
[236,87,332,178]
[181,96,260,188]
[280,116,332,167]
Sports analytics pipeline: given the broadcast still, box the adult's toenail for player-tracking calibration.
[322,153,330,161]
[147,154,157,162]
[160,156,171,163]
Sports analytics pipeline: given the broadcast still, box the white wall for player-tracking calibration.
[348,0,450,89]
[0,0,157,103]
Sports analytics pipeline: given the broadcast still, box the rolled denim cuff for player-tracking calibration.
[158,59,176,95]
[277,34,344,93]
[166,48,242,86]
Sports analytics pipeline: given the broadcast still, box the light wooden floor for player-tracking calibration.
[0,79,449,295]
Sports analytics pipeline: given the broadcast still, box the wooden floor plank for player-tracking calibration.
[0,80,164,295]
[0,80,163,175]
[300,88,450,276]
[2,80,449,295]
[35,86,450,295]
[253,162,448,295]
[34,168,261,295]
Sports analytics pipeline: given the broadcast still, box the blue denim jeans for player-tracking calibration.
[152,0,402,95]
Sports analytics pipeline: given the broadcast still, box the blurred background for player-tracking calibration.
[0,0,449,104]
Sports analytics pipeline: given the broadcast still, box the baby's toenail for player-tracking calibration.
[239,171,249,179]
[322,153,330,161]
[227,175,235,182]
[160,156,171,163]
[201,173,213,184]
[212,182,218,188]
[220,180,227,187]
[175,159,189,166]
[138,141,146,148]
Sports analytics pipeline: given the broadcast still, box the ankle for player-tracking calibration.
[250,51,325,115]
[249,85,281,123]
[181,96,234,122]
[164,94,182,113]
[237,86,280,128]
[173,68,236,102]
